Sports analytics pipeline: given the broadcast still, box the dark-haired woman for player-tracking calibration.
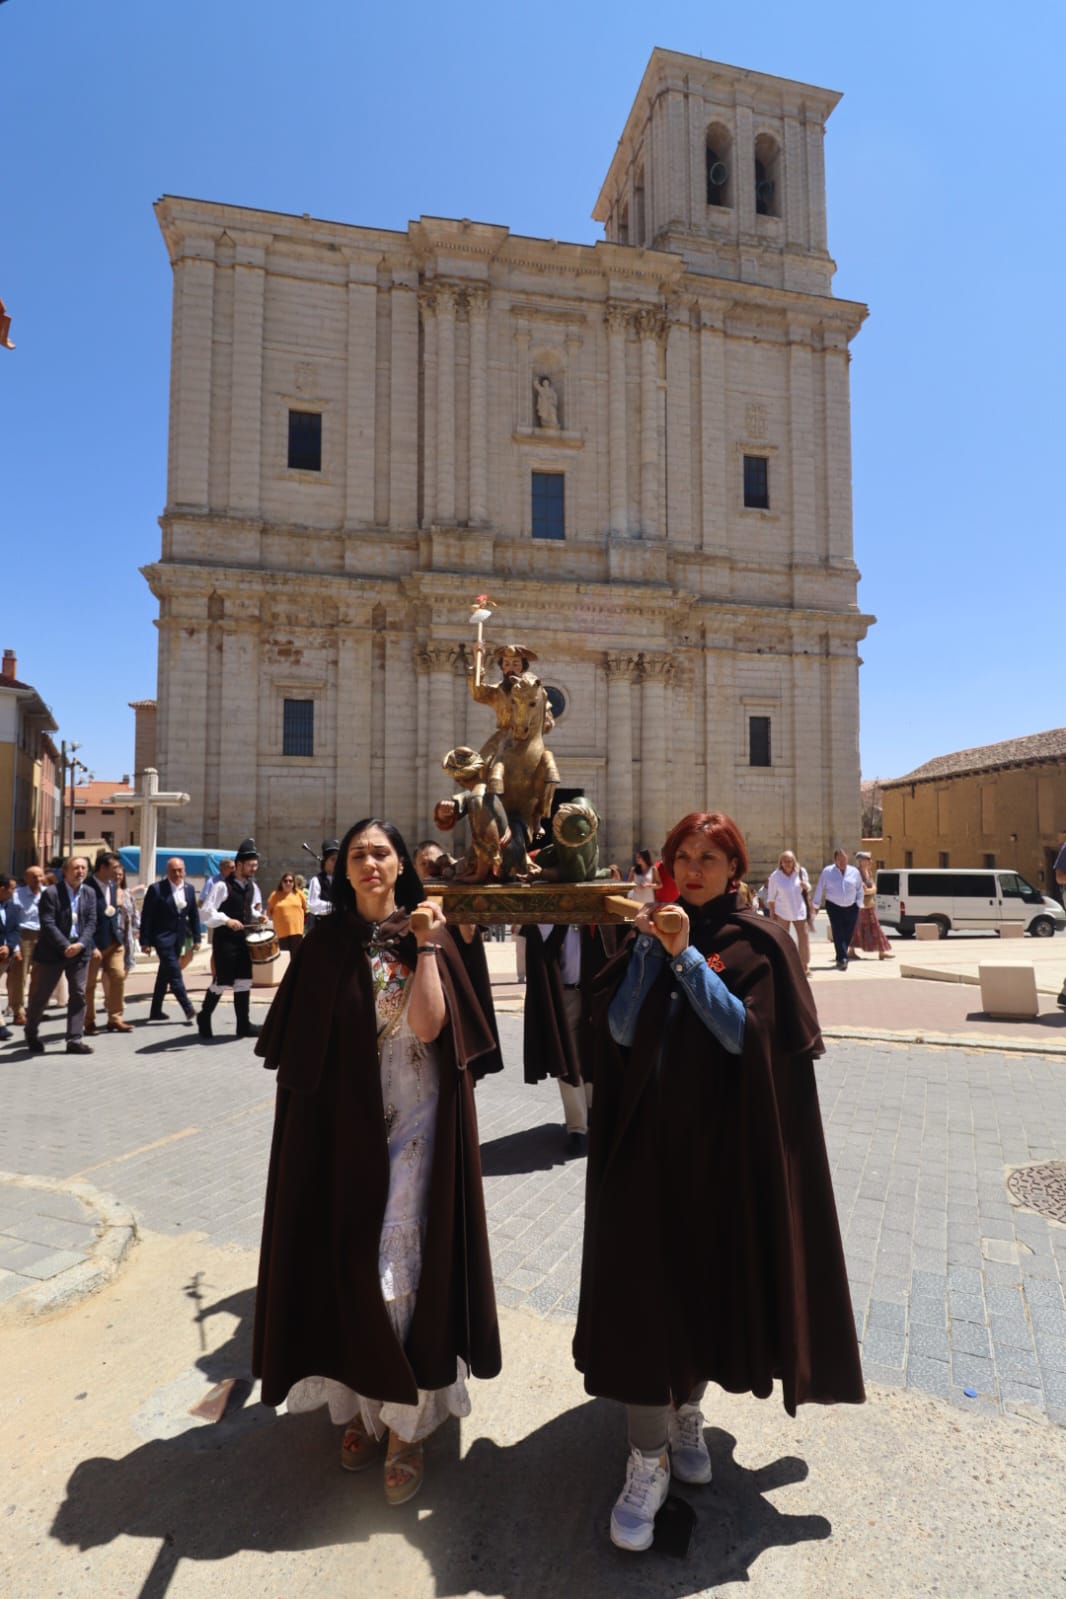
[574,810,863,1553]
[253,819,500,1506]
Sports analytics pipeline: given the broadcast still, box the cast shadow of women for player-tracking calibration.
[51,1387,829,1599]
[479,1121,570,1177]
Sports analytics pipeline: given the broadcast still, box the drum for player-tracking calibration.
[246,927,280,964]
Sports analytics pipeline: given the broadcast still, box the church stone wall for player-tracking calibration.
[147,51,871,885]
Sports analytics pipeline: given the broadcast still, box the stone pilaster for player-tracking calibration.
[823,329,853,565]
[170,240,215,508]
[435,285,457,524]
[218,622,261,845]
[467,286,489,526]
[605,302,629,536]
[417,644,458,839]
[665,305,692,544]
[639,653,675,854]
[228,237,265,515]
[418,286,438,529]
[805,117,828,252]
[788,319,818,565]
[336,619,372,823]
[389,273,419,530]
[637,308,664,538]
[605,652,637,864]
[698,306,727,554]
[344,258,378,527]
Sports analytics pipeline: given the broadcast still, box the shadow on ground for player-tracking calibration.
[52,1299,830,1599]
[479,1121,573,1177]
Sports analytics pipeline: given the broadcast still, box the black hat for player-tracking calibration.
[321,839,340,859]
[235,837,259,862]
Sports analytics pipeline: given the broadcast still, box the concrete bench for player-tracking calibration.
[978,961,1039,1019]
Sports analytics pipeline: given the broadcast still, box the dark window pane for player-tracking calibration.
[532,472,565,540]
[743,455,769,509]
[878,873,899,896]
[748,716,771,767]
[283,698,314,757]
[288,410,322,471]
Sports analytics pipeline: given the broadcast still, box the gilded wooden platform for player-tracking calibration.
[422,881,632,926]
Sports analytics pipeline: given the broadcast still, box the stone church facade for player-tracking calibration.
[146,48,872,876]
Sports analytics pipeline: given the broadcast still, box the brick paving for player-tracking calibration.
[1,1006,1064,1426]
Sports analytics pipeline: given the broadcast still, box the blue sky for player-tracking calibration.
[2,0,1062,788]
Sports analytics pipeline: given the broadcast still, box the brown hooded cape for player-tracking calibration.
[252,910,501,1408]
[572,895,864,1416]
[521,923,624,1086]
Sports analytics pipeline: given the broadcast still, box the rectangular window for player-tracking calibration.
[983,853,996,869]
[288,410,322,472]
[743,455,769,509]
[748,716,771,767]
[74,830,85,840]
[904,851,913,869]
[531,472,565,539]
[938,852,950,868]
[282,698,314,757]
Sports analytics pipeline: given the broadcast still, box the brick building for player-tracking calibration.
[0,649,60,874]
[146,48,872,875]
[879,730,1066,901]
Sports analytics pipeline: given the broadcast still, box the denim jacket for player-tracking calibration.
[607,933,746,1055]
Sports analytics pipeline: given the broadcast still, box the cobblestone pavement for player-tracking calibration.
[1,1011,1064,1425]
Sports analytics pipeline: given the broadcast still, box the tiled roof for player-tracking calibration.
[885,727,1066,786]
[73,782,136,805]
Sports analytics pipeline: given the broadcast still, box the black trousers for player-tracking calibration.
[151,946,193,1014]
[826,900,860,964]
[25,954,90,1041]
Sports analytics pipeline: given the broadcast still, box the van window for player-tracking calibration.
[999,873,1042,904]
[951,875,996,898]
[877,872,899,896]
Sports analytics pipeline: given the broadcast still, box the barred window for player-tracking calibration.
[283,699,314,757]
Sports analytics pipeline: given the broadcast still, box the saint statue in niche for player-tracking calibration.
[534,375,560,430]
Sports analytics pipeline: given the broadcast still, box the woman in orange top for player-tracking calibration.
[267,873,306,952]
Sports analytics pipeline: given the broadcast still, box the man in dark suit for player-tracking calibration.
[24,856,97,1054]
[0,874,23,1040]
[140,856,203,1024]
[85,850,133,1035]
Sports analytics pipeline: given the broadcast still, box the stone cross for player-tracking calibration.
[109,768,190,884]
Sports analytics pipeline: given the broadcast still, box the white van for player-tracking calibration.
[875,869,1065,939]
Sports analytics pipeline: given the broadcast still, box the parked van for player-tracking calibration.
[875,869,1066,939]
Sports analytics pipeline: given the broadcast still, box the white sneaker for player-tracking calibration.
[669,1402,712,1484]
[610,1446,670,1552]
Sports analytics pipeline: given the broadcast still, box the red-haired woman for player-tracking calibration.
[574,811,863,1554]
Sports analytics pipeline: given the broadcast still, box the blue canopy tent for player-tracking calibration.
[117,848,235,883]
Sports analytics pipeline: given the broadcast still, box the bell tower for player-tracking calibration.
[593,49,843,295]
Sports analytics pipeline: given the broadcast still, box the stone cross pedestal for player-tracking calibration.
[109,768,190,883]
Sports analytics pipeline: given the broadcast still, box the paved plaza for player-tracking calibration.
[1,948,1065,1595]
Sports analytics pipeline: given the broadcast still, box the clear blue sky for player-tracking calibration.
[2,0,1062,788]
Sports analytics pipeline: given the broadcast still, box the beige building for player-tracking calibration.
[146,48,872,875]
[878,729,1066,901]
[71,780,139,856]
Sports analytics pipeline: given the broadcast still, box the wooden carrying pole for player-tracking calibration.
[603,895,685,935]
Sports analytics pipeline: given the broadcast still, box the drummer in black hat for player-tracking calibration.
[306,839,339,930]
[198,837,264,1039]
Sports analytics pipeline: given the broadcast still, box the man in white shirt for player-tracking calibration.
[306,840,338,928]
[766,851,814,973]
[812,849,864,971]
[8,864,45,1025]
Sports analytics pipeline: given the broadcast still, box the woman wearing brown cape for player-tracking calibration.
[573,811,863,1553]
[252,818,500,1506]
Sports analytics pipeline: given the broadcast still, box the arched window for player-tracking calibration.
[706,122,733,208]
[754,133,781,217]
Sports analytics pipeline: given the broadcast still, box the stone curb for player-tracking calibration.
[901,964,1064,996]
[0,1170,138,1319]
[821,1025,1066,1059]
